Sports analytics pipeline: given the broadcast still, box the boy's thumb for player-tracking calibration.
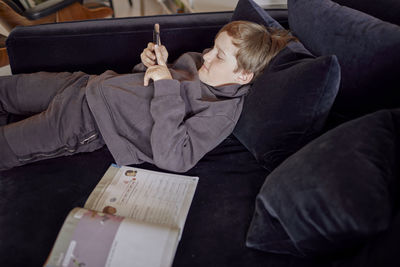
[143,72,149,86]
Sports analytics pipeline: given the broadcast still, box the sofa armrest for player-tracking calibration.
[6,10,288,75]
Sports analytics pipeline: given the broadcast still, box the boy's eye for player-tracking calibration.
[217,54,223,60]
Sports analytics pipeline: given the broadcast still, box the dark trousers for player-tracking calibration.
[0,72,104,170]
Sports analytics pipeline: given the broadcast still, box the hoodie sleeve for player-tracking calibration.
[150,79,236,173]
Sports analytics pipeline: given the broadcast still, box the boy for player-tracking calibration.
[0,21,295,172]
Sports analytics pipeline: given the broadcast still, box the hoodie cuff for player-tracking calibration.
[154,79,181,97]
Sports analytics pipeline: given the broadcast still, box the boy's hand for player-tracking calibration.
[140,42,168,68]
[144,45,172,86]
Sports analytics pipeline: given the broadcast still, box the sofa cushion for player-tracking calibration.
[246,109,400,257]
[231,0,284,29]
[288,0,400,120]
[333,0,400,25]
[231,0,340,172]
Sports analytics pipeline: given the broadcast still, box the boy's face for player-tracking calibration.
[199,31,253,87]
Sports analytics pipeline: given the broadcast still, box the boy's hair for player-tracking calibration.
[217,20,297,80]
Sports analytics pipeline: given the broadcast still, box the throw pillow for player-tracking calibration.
[231,0,341,172]
[247,109,400,257]
[288,0,400,120]
[231,0,284,29]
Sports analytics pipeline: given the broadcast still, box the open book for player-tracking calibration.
[44,164,198,267]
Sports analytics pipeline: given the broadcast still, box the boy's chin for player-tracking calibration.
[199,69,238,87]
[198,71,211,86]
[199,77,216,87]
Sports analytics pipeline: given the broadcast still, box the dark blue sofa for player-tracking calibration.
[1,0,399,266]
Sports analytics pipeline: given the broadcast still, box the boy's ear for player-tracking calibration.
[236,71,254,85]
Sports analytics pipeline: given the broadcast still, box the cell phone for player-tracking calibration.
[153,23,160,46]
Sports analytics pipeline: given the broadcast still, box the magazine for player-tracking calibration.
[44,164,198,267]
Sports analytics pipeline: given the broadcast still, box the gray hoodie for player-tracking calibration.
[85,52,249,172]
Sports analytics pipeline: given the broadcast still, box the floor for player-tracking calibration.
[110,0,286,17]
[114,0,237,17]
[0,0,286,76]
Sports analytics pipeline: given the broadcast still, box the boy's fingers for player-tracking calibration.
[147,42,155,50]
[155,45,166,66]
[140,51,154,67]
[144,66,157,86]
[145,49,156,60]
[161,45,168,63]
[143,65,172,86]
[144,58,155,66]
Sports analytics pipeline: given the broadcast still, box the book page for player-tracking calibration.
[84,164,198,231]
[44,208,179,267]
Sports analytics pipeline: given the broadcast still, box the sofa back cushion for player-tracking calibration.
[288,0,400,121]
[7,12,233,74]
[247,108,400,256]
[231,0,340,172]
[333,0,400,25]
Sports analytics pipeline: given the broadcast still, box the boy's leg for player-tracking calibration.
[0,76,104,170]
[0,101,6,126]
[0,71,88,126]
[0,126,18,169]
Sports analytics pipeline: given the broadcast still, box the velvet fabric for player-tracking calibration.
[234,48,340,172]
[332,210,400,267]
[0,136,326,267]
[0,147,115,267]
[231,0,340,172]
[288,0,400,120]
[247,109,400,257]
[332,0,400,25]
[231,0,284,29]
[3,1,400,266]
[7,12,232,74]
[7,9,292,75]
